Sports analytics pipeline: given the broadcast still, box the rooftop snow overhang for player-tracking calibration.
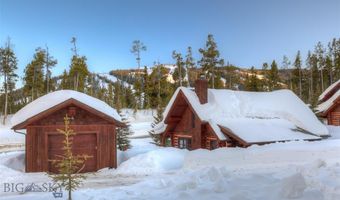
[12,98,126,130]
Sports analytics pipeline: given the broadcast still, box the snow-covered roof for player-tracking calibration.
[11,90,122,128]
[317,90,340,114]
[318,79,340,102]
[219,118,320,143]
[156,87,329,142]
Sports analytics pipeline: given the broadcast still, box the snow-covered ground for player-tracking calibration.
[1,112,340,200]
[0,115,25,152]
[121,109,155,138]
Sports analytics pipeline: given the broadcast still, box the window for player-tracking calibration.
[210,140,218,150]
[191,113,195,128]
[178,138,191,150]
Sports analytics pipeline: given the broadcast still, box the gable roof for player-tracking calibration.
[318,79,340,103]
[11,90,122,129]
[156,87,329,142]
[317,90,340,116]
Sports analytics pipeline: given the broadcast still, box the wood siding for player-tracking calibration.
[328,103,340,126]
[165,102,224,150]
[25,104,117,173]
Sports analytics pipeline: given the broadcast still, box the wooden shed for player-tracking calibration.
[154,78,328,150]
[317,80,340,125]
[11,90,125,173]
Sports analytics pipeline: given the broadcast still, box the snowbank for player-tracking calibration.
[116,148,186,175]
[2,138,340,199]
[0,115,25,148]
[327,125,340,139]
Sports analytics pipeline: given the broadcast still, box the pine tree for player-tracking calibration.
[199,34,224,88]
[292,51,302,98]
[261,62,269,91]
[269,60,280,90]
[244,67,260,91]
[69,55,89,92]
[282,55,292,90]
[315,42,325,92]
[69,37,89,92]
[60,70,70,90]
[133,77,142,111]
[116,110,132,151]
[172,51,186,87]
[131,40,147,111]
[130,40,147,70]
[44,45,57,93]
[23,48,45,101]
[107,83,114,107]
[143,66,150,109]
[49,115,91,200]
[147,64,174,108]
[149,104,163,145]
[0,39,18,125]
[185,46,195,86]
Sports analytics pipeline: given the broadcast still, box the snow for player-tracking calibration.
[280,173,307,199]
[0,115,25,151]
[3,139,340,199]
[11,90,122,128]
[120,109,155,138]
[327,125,340,139]
[158,87,329,141]
[1,115,340,199]
[318,79,340,102]
[317,90,340,113]
[97,74,133,89]
[219,118,320,143]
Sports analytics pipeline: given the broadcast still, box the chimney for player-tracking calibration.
[195,75,208,104]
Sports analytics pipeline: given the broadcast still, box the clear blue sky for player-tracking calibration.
[1,0,340,79]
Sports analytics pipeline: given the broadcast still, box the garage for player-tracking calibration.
[11,90,126,173]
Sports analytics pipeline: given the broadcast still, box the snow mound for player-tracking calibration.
[11,90,122,128]
[280,173,307,199]
[116,148,186,175]
[3,152,25,172]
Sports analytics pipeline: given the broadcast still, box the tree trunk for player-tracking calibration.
[211,68,215,89]
[32,66,36,101]
[319,61,324,92]
[299,69,302,98]
[2,74,8,125]
[68,174,72,200]
[179,64,182,87]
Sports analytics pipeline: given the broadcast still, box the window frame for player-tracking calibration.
[178,137,192,150]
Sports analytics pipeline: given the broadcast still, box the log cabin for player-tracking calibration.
[11,90,125,173]
[317,80,340,126]
[154,78,329,150]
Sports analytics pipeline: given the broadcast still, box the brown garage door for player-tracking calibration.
[48,132,97,173]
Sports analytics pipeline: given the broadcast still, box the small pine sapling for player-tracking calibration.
[49,115,92,200]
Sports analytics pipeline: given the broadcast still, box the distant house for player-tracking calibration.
[317,80,340,126]
[11,90,125,173]
[154,78,328,150]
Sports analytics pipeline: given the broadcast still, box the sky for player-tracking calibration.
[1,0,340,82]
